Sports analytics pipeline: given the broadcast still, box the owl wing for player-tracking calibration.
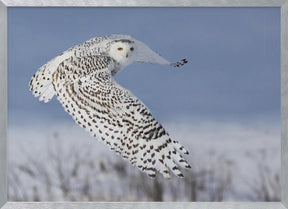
[50,55,191,178]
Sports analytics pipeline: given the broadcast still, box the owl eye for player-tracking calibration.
[130,47,134,51]
[117,47,123,51]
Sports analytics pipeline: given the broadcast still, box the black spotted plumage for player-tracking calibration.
[29,34,190,178]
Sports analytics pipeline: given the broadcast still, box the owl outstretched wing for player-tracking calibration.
[45,55,191,178]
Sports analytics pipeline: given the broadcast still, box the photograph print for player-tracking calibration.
[8,7,280,201]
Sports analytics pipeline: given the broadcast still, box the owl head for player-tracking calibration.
[106,35,187,68]
[108,39,136,67]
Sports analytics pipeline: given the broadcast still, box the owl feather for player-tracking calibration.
[29,34,190,178]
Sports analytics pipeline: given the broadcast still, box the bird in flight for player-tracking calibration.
[29,34,190,178]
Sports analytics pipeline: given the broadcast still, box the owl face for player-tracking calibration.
[108,40,136,67]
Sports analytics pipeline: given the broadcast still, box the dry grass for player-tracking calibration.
[8,132,280,201]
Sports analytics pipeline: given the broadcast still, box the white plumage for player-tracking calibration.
[29,34,190,178]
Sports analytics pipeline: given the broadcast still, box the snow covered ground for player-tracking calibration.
[8,121,280,201]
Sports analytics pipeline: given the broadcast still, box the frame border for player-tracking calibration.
[1,1,287,209]
[0,0,287,7]
[0,0,7,208]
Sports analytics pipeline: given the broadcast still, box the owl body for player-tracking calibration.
[30,34,190,178]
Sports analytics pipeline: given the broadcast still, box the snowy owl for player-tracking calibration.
[29,34,190,178]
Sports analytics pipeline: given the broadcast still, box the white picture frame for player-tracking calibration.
[0,0,287,208]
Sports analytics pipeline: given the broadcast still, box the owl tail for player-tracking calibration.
[29,51,74,103]
[29,62,56,103]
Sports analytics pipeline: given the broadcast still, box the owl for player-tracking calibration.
[29,34,190,178]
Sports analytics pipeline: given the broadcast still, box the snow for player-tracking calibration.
[8,121,280,201]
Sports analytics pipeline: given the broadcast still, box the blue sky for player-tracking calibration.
[7,7,280,126]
